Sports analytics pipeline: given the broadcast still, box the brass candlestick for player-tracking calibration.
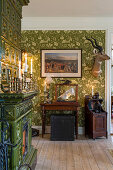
[30,74,33,91]
[22,73,24,90]
[24,72,27,91]
[0,73,3,93]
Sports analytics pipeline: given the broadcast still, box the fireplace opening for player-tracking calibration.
[22,122,28,159]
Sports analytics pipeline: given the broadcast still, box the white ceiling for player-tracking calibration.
[22,0,113,17]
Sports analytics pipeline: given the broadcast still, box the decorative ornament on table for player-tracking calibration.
[92,92,99,99]
[45,76,53,84]
[92,92,103,113]
[44,75,54,103]
[61,80,72,85]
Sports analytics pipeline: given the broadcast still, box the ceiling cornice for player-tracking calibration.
[22,17,113,30]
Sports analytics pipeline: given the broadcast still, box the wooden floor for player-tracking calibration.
[32,135,113,170]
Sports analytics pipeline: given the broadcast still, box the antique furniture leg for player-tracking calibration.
[75,110,78,139]
[44,110,46,134]
[42,106,46,138]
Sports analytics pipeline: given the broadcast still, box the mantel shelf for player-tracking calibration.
[0,91,38,103]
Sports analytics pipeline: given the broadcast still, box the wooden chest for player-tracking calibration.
[85,95,107,139]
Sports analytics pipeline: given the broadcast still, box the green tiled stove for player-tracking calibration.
[0,92,37,169]
[0,0,37,169]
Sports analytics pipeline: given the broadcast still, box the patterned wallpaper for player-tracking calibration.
[21,30,105,127]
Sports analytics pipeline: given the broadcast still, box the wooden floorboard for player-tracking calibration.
[66,142,75,170]
[51,141,60,170]
[72,142,83,170]
[59,142,67,170]
[42,141,55,170]
[88,140,108,170]
[32,135,113,170]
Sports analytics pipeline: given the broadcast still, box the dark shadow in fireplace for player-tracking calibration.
[23,122,28,159]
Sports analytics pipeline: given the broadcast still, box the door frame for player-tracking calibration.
[106,29,112,135]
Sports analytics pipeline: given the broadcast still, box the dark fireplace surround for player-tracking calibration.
[0,92,37,170]
[23,121,28,159]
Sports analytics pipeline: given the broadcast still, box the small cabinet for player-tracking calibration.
[85,95,107,139]
[111,96,113,118]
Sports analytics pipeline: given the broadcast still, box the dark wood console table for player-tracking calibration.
[40,101,80,139]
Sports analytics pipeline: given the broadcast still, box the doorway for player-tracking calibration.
[110,35,113,134]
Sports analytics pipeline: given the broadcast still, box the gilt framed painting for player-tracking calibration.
[41,49,82,77]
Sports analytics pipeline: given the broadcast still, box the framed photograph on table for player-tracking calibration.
[41,49,82,77]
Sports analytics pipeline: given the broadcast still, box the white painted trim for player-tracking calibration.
[105,29,113,135]
[22,17,113,30]
[78,127,85,135]
[32,126,85,135]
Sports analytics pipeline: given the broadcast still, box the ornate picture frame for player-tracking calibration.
[41,49,82,77]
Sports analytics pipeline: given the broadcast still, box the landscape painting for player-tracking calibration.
[41,50,82,77]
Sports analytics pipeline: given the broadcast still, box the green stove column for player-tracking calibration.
[0,92,37,170]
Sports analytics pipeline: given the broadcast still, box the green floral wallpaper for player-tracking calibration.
[21,30,105,127]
